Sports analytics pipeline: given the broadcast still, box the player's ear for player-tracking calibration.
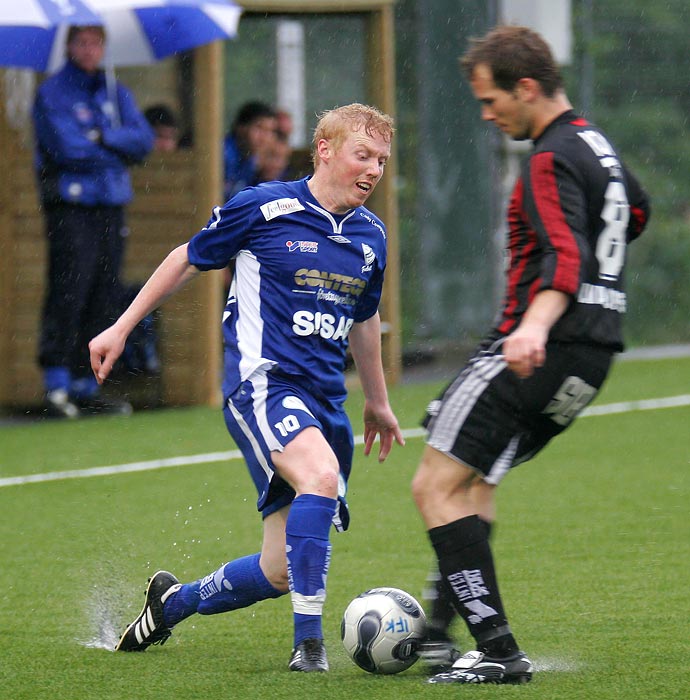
[515,77,540,102]
[316,138,332,163]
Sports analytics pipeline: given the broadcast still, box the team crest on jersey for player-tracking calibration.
[260,197,305,221]
[361,243,375,273]
[286,240,319,253]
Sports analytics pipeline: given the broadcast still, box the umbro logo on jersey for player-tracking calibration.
[327,235,351,244]
[260,197,305,221]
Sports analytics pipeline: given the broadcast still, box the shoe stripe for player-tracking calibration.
[133,607,154,644]
[145,607,154,634]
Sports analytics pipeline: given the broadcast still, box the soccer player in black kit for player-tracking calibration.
[412,25,650,684]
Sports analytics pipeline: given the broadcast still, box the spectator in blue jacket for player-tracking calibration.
[32,25,154,418]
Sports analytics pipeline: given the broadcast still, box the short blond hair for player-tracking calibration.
[312,103,394,167]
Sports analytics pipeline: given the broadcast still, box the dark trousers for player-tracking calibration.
[39,204,126,379]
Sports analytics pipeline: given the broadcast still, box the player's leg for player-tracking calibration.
[162,510,289,624]
[421,486,494,670]
[227,371,341,670]
[412,344,534,683]
[412,447,532,684]
[115,512,287,653]
[272,426,339,671]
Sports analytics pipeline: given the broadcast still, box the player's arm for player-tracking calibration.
[348,313,405,462]
[623,166,651,242]
[503,289,570,378]
[509,153,582,378]
[89,243,200,383]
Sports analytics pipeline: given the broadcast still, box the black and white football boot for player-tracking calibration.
[417,635,462,673]
[427,649,533,684]
[115,571,181,652]
[288,638,329,672]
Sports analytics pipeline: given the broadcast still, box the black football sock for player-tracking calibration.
[424,518,494,640]
[428,515,518,658]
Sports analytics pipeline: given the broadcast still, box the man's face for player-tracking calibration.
[245,116,278,153]
[470,63,532,141]
[68,28,105,74]
[321,128,391,212]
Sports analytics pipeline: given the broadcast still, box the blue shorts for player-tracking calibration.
[223,369,354,531]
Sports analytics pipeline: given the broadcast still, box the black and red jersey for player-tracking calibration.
[495,110,650,351]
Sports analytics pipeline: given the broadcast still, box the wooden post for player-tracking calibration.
[160,42,224,407]
[366,5,402,384]
[0,74,11,404]
[192,41,224,407]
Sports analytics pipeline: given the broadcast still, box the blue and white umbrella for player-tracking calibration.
[0,0,242,72]
[0,1,104,71]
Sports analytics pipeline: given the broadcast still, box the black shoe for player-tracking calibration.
[115,571,181,652]
[417,636,462,673]
[75,395,133,416]
[288,638,329,672]
[44,389,80,419]
[427,650,533,684]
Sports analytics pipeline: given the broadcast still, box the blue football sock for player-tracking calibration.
[285,494,336,647]
[44,366,71,393]
[163,552,284,627]
[70,375,100,400]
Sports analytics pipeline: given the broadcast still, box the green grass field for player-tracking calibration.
[1,356,689,700]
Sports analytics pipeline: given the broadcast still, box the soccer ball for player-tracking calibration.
[341,587,427,674]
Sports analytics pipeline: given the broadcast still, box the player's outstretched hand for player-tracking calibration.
[89,325,128,385]
[362,402,405,462]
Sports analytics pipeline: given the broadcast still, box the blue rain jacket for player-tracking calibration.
[33,60,154,207]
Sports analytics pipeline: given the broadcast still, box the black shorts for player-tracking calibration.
[423,339,613,484]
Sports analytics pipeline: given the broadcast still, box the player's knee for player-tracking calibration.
[411,465,434,514]
[261,557,290,592]
[297,461,339,499]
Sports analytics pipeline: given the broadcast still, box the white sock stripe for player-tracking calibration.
[291,592,326,615]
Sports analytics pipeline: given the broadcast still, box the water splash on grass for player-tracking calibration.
[76,580,132,651]
[534,656,582,672]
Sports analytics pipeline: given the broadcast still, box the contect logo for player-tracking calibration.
[293,268,366,296]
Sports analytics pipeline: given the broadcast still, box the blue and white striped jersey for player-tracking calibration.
[187,177,388,404]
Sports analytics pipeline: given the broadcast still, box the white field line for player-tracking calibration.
[1,394,689,489]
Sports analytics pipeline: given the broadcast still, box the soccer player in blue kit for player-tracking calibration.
[89,103,405,672]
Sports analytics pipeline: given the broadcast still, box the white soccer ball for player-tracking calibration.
[341,587,427,674]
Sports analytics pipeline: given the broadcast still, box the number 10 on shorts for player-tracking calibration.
[275,414,301,437]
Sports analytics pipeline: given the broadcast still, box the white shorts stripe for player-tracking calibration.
[226,395,274,480]
[428,354,506,453]
[486,435,520,485]
[249,371,283,453]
